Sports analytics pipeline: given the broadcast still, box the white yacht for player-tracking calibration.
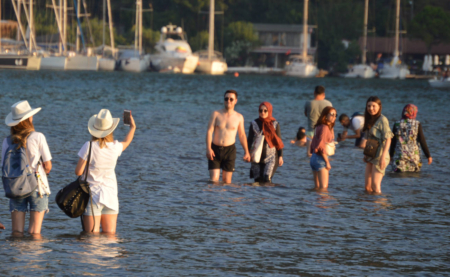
[150,24,198,74]
[285,55,318,78]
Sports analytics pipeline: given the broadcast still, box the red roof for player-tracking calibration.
[359,37,450,55]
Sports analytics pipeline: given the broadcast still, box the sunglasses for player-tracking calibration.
[224,97,235,102]
[328,113,337,117]
[259,109,268,113]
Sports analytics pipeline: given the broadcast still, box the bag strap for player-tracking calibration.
[82,141,95,233]
[84,141,93,182]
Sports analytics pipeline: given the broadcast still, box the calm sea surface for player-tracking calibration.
[0,71,449,276]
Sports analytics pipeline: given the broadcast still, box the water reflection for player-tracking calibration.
[74,233,124,268]
[314,191,339,209]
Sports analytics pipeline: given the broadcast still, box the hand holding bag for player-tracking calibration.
[55,142,93,218]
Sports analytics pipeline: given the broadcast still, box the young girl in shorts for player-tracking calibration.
[2,100,52,235]
[309,107,336,191]
[75,109,136,233]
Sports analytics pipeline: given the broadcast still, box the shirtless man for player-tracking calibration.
[206,90,251,183]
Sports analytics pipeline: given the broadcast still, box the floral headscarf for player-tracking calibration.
[402,104,418,119]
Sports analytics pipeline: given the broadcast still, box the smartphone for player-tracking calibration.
[124,110,131,126]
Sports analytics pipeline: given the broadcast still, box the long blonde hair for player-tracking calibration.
[10,118,35,149]
[91,133,114,149]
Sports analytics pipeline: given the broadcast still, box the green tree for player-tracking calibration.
[189,30,209,52]
[409,6,450,52]
[223,21,259,66]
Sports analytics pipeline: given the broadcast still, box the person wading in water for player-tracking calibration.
[206,90,251,184]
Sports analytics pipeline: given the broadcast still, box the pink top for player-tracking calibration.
[310,124,334,155]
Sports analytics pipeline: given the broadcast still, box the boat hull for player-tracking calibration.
[343,64,375,78]
[379,64,410,79]
[98,58,116,71]
[150,55,198,74]
[196,59,227,75]
[66,56,98,71]
[285,62,318,78]
[429,79,450,88]
[119,56,150,72]
[41,56,67,70]
[0,55,41,70]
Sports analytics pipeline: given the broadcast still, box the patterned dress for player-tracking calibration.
[391,119,422,172]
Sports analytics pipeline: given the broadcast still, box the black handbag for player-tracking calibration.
[55,142,93,218]
[364,137,380,158]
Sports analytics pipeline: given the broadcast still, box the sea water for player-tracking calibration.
[0,71,448,276]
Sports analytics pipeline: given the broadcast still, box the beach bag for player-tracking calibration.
[325,142,338,156]
[2,136,38,199]
[55,142,93,218]
[315,128,337,156]
[364,137,380,158]
[251,134,265,163]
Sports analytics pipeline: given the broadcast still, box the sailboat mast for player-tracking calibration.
[134,0,138,56]
[63,0,67,54]
[208,0,214,61]
[0,0,2,50]
[29,0,33,52]
[76,0,80,52]
[139,0,142,55]
[107,0,115,51]
[102,0,105,47]
[302,0,308,61]
[394,0,400,57]
[362,0,368,64]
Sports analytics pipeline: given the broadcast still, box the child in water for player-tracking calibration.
[290,126,308,147]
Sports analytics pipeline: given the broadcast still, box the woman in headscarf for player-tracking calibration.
[389,104,432,172]
[247,102,284,183]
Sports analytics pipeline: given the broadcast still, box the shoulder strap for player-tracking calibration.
[84,141,93,182]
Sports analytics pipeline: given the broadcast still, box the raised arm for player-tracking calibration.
[238,115,251,162]
[121,114,136,151]
[206,111,217,160]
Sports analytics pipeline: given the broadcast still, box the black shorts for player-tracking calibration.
[208,143,236,172]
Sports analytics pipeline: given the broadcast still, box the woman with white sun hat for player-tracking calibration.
[75,109,136,234]
[2,100,53,235]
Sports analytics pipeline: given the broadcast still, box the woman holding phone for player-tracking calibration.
[75,109,136,233]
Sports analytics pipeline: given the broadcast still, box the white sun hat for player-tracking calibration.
[5,100,42,126]
[88,109,120,138]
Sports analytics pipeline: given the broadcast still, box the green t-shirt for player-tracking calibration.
[304,99,333,131]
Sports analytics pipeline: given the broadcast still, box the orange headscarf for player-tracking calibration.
[259,102,284,150]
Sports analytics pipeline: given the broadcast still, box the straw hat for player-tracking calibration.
[88,109,120,138]
[5,100,42,126]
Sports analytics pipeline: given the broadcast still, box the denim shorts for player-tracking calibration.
[84,199,119,216]
[310,153,327,171]
[9,191,49,213]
